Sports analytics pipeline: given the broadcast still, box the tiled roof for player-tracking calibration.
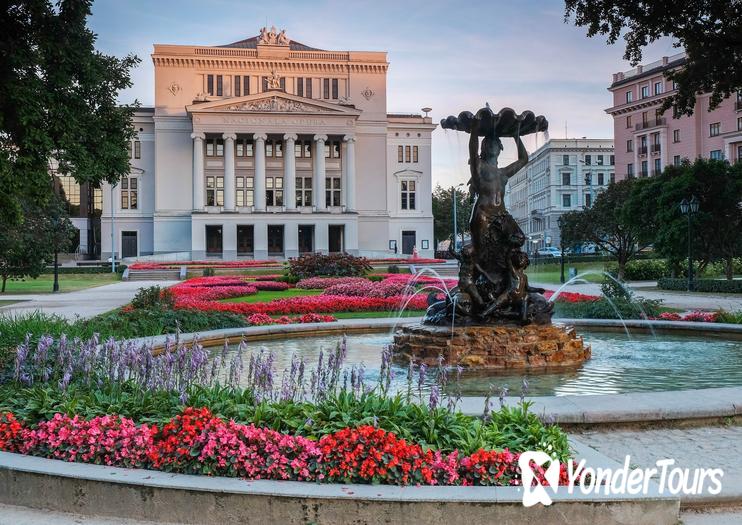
[219,36,322,51]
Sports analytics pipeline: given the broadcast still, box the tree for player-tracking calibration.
[564,0,742,116]
[432,185,473,249]
[0,0,140,224]
[0,206,50,292]
[643,159,742,280]
[560,179,654,280]
[44,196,77,292]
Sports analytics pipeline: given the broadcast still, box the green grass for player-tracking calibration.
[526,261,606,285]
[0,273,119,294]
[0,300,19,307]
[332,310,425,319]
[221,288,321,303]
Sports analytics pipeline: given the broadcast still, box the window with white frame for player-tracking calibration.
[400,180,416,210]
[206,138,224,157]
[266,177,283,206]
[206,176,223,206]
[641,85,649,98]
[324,140,341,158]
[709,122,720,137]
[296,176,312,207]
[673,129,680,142]
[294,140,312,158]
[710,150,723,160]
[412,145,418,163]
[625,90,633,103]
[236,139,253,157]
[654,81,662,95]
[325,176,341,207]
[674,155,681,166]
[562,194,571,207]
[120,177,138,209]
[235,176,254,207]
[397,145,403,162]
[133,141,141,159]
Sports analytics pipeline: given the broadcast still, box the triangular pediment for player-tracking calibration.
[186,92,361,116]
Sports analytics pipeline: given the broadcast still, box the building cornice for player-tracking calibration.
[605,91,676,116]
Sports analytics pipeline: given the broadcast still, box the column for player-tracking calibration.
[222,133,236,211]
[253,133,267,212]
[343,135,356,211]
[283,133,298,211]
[191,132,205,210]
[313,134,328,211]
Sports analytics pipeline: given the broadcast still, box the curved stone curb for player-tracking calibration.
[0,444,679,525]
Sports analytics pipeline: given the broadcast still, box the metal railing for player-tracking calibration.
[635,118,667,131]
[638,146,648,155]
[650,144,661,153]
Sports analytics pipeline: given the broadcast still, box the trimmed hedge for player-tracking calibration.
[607,259,668,281]
[43,265,126,275]
[657,278,742,293]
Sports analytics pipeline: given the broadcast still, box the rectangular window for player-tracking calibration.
[738,117,742,131]
[561,172,570,185]
[627,163,634,177]
[626,115,632,128]
[268,225,284,255]
[597,173,605,185]
[710,122,720,137]
[134,141,141,159]
[279,77,286,91]
[585,193,592,208]
[216,75,223,96]
[296,176,312,207]
[265,177,284,206]
[275,140,283,158]
[297,77,304,97]
[323,78,330,99]
[597,155,604,166]
[261,76,268,92]
[563,155,569,165]
[562,194,571,207]
[266,141,273,157]
[216,139,223,157]
[625,90,633,103]
[737,145,742,162]
[412,145,418,163]
[243,76,250,96]
[673,129,680,143]
[120,177,138,210]
[653,158,661,175]
[654,81,662,95]
[332,141,340,158]
[331,78,338,99]
[206,138,224,157]
[400,180,416,210]
[710,149,723,160]
[207,74,214,96]
[324,143,330,158]
[325,176,341,207]
[609,155,615,165]
[234,75,241,97]
[674,155,681,166]
[641,160,648,177]
[235,176,254,207]
[306,77,312,98]
[641,86,649,98]
[405,145,411,162]
[584,154,591,165]
[627,139,633,152]
[398,145,403,162]
[206,176,224,206]
[303,141,311,157]
[610,173,616,184]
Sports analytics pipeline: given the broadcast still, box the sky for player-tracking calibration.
[88,0,678,189]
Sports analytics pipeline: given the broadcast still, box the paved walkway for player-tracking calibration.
[0,280,173,320]
[533,279,742,311]
[573,425,742,505]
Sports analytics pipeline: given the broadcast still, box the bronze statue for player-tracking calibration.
[427,106,552,326]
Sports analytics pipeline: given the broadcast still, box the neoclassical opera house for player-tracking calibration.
[100,27,435,260]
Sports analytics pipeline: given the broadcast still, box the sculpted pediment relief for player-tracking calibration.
[187,93,361,117]
[226,96,334,113]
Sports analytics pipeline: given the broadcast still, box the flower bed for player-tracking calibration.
[0,409,571,487]
[654,311,718,323]
[129,260,284,270]
[296,277,370,290]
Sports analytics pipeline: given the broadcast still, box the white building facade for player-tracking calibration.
[101,28,435,261]
[504,139,615,252]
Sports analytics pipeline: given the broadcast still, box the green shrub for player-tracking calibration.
[701,258,742,277]
[600,275,633,300]
[657,278,742,293]
[202,267,215,277]
[715,310,742,324]
[287,253,371,279]
[387,264,400,274]
[554,297,664,319]
[606,259,669,281]
[131,286,176,310]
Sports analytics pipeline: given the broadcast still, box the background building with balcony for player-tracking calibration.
[504,138,614,253]
[100,27,435,261]
[607,52,742,181]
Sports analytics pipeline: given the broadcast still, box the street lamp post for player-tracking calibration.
[679,195,699,292]
[451,183,464,253]
[111,184,116,273]
[557,216,565,284]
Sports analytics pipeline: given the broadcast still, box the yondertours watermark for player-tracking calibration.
[519,451,724,507]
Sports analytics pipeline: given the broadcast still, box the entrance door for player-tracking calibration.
[298,225,314,253]
[402,231,416,255]
[329,225,344,253]
[121,231,137,258]
[268,225,284,255]
[237,225,254,256]
[205,225,223,256]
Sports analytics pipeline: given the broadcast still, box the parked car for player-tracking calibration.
[536,247,562,258]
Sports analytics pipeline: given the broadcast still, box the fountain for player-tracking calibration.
[393,105,590,369]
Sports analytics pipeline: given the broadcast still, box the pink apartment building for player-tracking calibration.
[607,52,742,180]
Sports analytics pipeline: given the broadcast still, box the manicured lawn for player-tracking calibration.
[221,288,322,303]
[0,300,20,307]
[333,310,425,319]
[526,261,606,285]
[0,273,119,294]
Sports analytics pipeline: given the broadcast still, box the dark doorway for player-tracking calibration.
[205,225,223,256]
[237,225,254,256]
[329,225,344,253]
[268,225,284,255]
[402,231,416,255]
[121,231,137,258]
[298,225,314,253]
